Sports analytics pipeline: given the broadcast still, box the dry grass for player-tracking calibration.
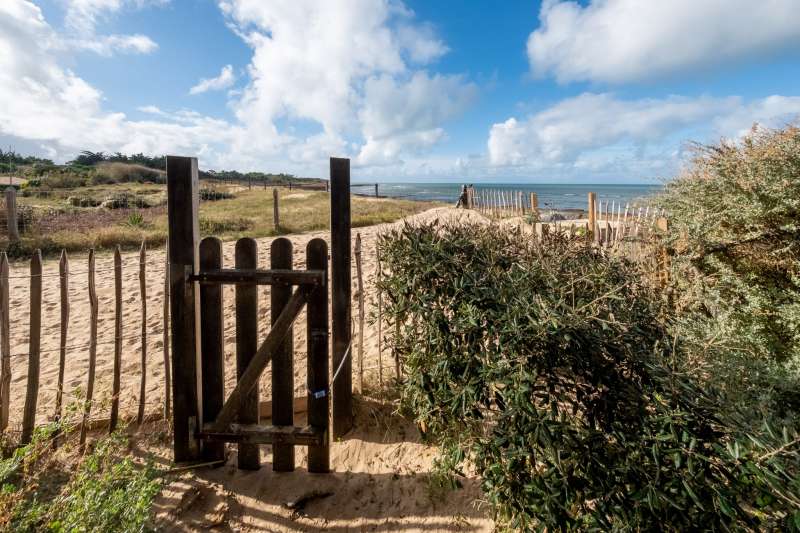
[5,184,438,259]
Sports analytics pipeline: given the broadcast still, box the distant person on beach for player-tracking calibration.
[456,184,469,208]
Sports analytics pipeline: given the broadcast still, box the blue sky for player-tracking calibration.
[1,1,800,182]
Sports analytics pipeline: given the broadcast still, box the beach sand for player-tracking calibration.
[5,205,493,531]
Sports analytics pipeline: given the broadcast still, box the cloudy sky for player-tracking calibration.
[1,0,799,182]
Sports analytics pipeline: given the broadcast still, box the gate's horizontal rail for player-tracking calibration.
[198,424,325,446]
[190,268,325,286]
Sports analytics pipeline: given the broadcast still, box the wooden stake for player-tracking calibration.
[376,241,383,387]
[53,250,69,445]
[110,245,122,432]
[0,253,8,432]
[80,250,98,448]
[588,192,597,242]
[137,242,147,426]
[5,189,18,243]
[162,241,171,420]
[273,188,280,229]
[21,250,42,445]
[355,233,364,393]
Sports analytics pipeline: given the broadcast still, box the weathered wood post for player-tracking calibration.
[54,250,69,444]
[166,156,202,463]
[374,183,379,198]
[110,246,122,432]
[5,188,19,242]
[588,192,597,242]
[330,157,353,438]
[137,242,147,426]
[21,250,42,445]
[529,192,538,220]
[355,232,364,393]
[0,253,9,432]
[273,188,280,229]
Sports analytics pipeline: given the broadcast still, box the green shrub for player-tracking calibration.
[199,188,234,201]
[655,125,800,365]
[378,222,800,531]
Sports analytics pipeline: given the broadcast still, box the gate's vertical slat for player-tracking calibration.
[235,238,260,469]
[200,237,225,462]
[21,250,42,445]
[330,157,353,438]
[307,238,330,473]
[271,237,294,471]
[166,155,202,463]
[110,245,122,432]
[0,253,9,432]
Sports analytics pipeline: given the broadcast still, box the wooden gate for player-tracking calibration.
[166,156,353,473]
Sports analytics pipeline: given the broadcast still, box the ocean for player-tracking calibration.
[352,183,662,210]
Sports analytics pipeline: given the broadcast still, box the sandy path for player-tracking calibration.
[3,206,485,431]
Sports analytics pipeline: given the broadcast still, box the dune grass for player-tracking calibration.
[6,184,438,259]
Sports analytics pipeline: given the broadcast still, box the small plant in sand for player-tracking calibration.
[0,406,162,532]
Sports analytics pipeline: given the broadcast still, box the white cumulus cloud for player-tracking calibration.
[528,0,800,84]
[189,65,237,95]
[487,92,800,175]
[63,0,164,55]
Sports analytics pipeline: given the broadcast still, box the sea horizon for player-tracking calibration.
[352,182,662,210]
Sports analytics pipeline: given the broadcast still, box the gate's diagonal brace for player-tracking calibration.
[208,286,310,432]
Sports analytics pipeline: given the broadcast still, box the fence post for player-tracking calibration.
[54,250,69,445]
[137,242,147,426]
[374,183,379,198]
[199,237,225,462]
[166,155,202,463]
[5,188,19,242]
[330,157,353,438]
[273,188,280,230]
[110,246,122,432]
[80,250,98,448]
[21,250,42,445]
[355,233,364,393]
[376,241,383,387]
[306,238,330,473]
[588,192,597,242]
[271,237,294,471]
[162,242,171,420]
[0,253,9,432]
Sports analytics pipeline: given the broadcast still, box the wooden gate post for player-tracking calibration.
[330,157,353,438]
[588,192,597,242]
[166,156,202,463]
